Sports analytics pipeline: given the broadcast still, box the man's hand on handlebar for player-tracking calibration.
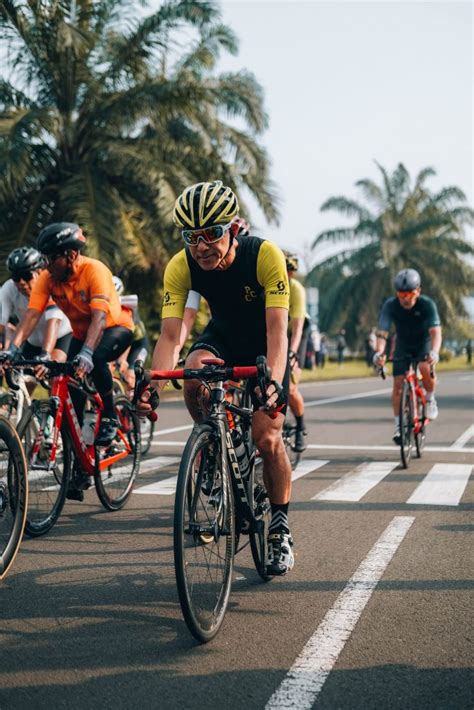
[255,379,286,416]
[34,350,52,380]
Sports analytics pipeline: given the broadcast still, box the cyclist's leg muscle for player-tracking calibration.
[252,410,292,505]
[183,348,217,423]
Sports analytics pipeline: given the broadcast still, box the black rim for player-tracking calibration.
[0,417,28,578]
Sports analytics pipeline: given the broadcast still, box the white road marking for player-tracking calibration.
[306,443,474,454]
[312,461,398,501]
[134,476,178,496]
[153,424,193,438]
[450,424,474,449]
[292,459,328,482]
[305,387,391,408]
[265,516,415,710]
[139,455,181,473]
[458,375,473,381]
[406,463,473,506]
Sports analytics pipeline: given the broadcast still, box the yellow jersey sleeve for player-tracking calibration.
[162,249,192,319]
[289,277,306,319]
[256,241,290,309]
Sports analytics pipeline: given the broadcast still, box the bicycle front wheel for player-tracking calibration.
[140,416,155,456]
[0,416,28,579]
[94,396,140,511]
[17,402,71,537]
[174,424,234,643]
[399,381,414,468]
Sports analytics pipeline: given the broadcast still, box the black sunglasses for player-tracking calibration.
[12,271,34,282]
[45,252,66,263]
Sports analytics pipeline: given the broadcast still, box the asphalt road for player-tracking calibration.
[1,370,473,709]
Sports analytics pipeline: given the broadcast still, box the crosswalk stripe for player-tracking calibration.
[450,424,474,449]
[134,476,178,496]
[139,456,181,474]
[406,463,473,506]
[292,459,328,481]
[312,461,399,502]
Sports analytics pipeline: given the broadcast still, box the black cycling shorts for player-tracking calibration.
[188,322,290,415]
[392,341,431,377]
[21,332,72,359]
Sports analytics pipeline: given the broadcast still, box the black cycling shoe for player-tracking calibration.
[67,464,91,501]
[392,427,401,446]
[294,428,306,452]
[66,487,84,502]
[95,417,118,446]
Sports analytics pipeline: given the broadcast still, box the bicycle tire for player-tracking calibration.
[0,416,28,579]
[140,416,155,456]
[399,381,414,469]
[94,395,140,511]
[415,398,426,458]
[174,423,234,642]
[17,402,71,537]
[249,459,272,582]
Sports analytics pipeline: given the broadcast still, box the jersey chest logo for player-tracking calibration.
[244,285,257,302]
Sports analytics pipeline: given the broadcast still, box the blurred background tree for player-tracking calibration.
[307,162,474,347]
[0,0,278,335]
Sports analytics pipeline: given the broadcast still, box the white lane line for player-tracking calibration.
[312,461,398,501]
[450,424,474,449]
[458,375,473,381]
[266,516,415,710]
[305,387,391,408]
[306,443,474,454]
[148,440,187,447]
[406,463,473,506]
[135,476,178,495]
[139,455,181,473]
[292,460,328,482]
[153,424,193,438]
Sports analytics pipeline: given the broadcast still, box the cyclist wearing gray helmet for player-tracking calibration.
[373,268,442,444]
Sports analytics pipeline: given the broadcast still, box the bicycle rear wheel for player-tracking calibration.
[174,424,234,642]
[94,395,140,511]
[0,416,28,579]
[140,416,155,456]
[283,422,301,469]
[17,401,71,537]
[249,458,272,582]
[399,381,414,468]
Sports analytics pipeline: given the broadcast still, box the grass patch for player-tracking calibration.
[299,356,473,382]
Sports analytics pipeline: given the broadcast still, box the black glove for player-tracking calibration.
[288,350,298,369]
[35,350,52,363]
[140,386,160,411]
[0,343,21,363]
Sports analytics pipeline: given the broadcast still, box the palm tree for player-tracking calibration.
[0,0,278,316]
[308,163,474,344]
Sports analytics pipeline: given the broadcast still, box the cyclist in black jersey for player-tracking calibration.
[373,268,442,444]
[139,181,295,575]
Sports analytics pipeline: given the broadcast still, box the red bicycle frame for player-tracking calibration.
[404,363,428,435]
[30,373,132,474]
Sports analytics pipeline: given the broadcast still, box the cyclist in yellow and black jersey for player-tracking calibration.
[139,181,295,575]
[284,252,309,452]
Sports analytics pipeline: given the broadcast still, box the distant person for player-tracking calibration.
[319,334,328,368]
[310,325,321,368]
[466,339,472,365]
[336,329,346,366]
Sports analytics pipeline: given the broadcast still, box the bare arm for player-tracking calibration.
[266,307,289,384]
[83,310,107,351]
[179,307,197,351]
[12,309,43,348]
[289,317,304,354]
[151,317,182,393]
[429,325,442,353]
[42,318,61,355]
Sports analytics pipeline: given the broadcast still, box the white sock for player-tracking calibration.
[426,392,434,401]
[394,417,399,426]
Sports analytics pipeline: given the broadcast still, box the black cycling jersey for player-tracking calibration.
[378,295,441,351]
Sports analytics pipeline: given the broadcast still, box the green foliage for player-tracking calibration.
[308,162,474,345]
[0,0,278,321]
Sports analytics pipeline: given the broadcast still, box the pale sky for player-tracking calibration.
[213,1,473,267]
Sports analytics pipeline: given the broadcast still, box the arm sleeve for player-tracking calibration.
[162,250,192,319]
[185,290,201,310]
[0,283,11,326]
[28,271,50,313]
[87,262,114,313]
[377,299,393,332]
[256,241,290,309]
[289,278,306,319]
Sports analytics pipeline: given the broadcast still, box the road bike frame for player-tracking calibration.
[403,360,429,437]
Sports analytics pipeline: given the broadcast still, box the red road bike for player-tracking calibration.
[13,360,140,536]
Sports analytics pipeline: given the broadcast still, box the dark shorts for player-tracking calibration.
[22,332,72,359]
[392,343,431,377]
[127,336,149,367]
[188,323,290,415]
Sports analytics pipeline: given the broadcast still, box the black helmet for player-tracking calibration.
[37,222,86,255]
[6,247,44,275]
[394,268,421,291]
